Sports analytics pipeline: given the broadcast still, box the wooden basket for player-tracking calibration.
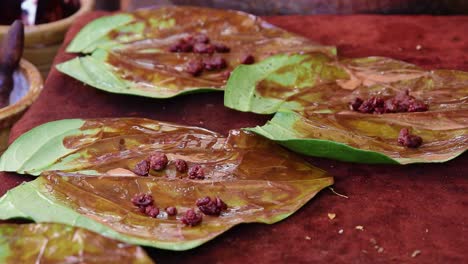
[0,0,95,78]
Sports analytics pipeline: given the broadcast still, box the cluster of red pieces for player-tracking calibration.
[169,33,255,76]
[131,193,177,218]
[180,197,228,227]
[349,90,428,114]
[169,33,230,54]
[196,196,227,216]
[132,152,205,179]
[349,90,427,148]
[398,128,423,148]
[131,194,227,227]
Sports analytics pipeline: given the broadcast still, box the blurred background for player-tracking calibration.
[2,0,468,27]
[1,0,467,78]
[119,0,468,15]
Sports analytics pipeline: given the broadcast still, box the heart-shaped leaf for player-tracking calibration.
[57,6,335,98]
[0,171,331,250]
[224,54,468,164]
[0,118,333,250]
[0,223,153,263]
[0,118,222,175]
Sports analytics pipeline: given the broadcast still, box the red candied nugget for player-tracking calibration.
[166,207,177,216]
[174,159,188,173]
[188,165,205,179]
[131,193,154,208]
[144,205,160,218]
[181,209,203,226]
[148,153,168,171]
[133,160,150,176]
[196,196,227,216]
[398,128,423,148]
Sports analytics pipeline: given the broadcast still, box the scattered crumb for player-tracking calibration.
[372,237,384,253]
[425,229,429,233]
[370,238,384,253]
[355,225,364,231]
[329,187,349,199]
[416,44,423,51]
[362,250,368,254]
[328,213,336,220]
[338,229,344,234]
[305,236,311,240]
[411,250,421,258]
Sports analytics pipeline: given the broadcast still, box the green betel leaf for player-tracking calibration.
[0,118,237,175]
[224,52,349,114]
[66,14,135,53]
[0,118,333,250]
[0,173,332,250]
[0,223,153,264]
[57,6,336,98]
[0,119,87,175]
[0,119,333,250]
[246,110,464,164]
[225,54,468,164]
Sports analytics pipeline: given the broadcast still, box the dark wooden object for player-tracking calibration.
[35,0,81,25]
[0,1,21,25]
[0,21,24,108]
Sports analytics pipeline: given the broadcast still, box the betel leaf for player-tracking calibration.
[0,118,333,250]
[0,119,86,175]
[1,118,224,176]
[224,52,345,114]
[56,6,336,98]
[0,223,153,264]
[0,119,333,250]
[247,110,467,164]
[0,172,332,250]
[225,54,468,164]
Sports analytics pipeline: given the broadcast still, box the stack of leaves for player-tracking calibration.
[224,54,468,164]
[0,118,333,250]
[0,223,153,263]
[0,7,337,259]
[56,6,335,98]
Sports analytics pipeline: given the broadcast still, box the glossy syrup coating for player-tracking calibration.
[253,55,468,162]
[25,118,335,246]
[0,223,153,264]
[102,6,332,94]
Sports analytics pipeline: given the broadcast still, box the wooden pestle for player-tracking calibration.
[0,20,24,108]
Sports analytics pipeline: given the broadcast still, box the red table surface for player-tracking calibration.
[1,11,467,263]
